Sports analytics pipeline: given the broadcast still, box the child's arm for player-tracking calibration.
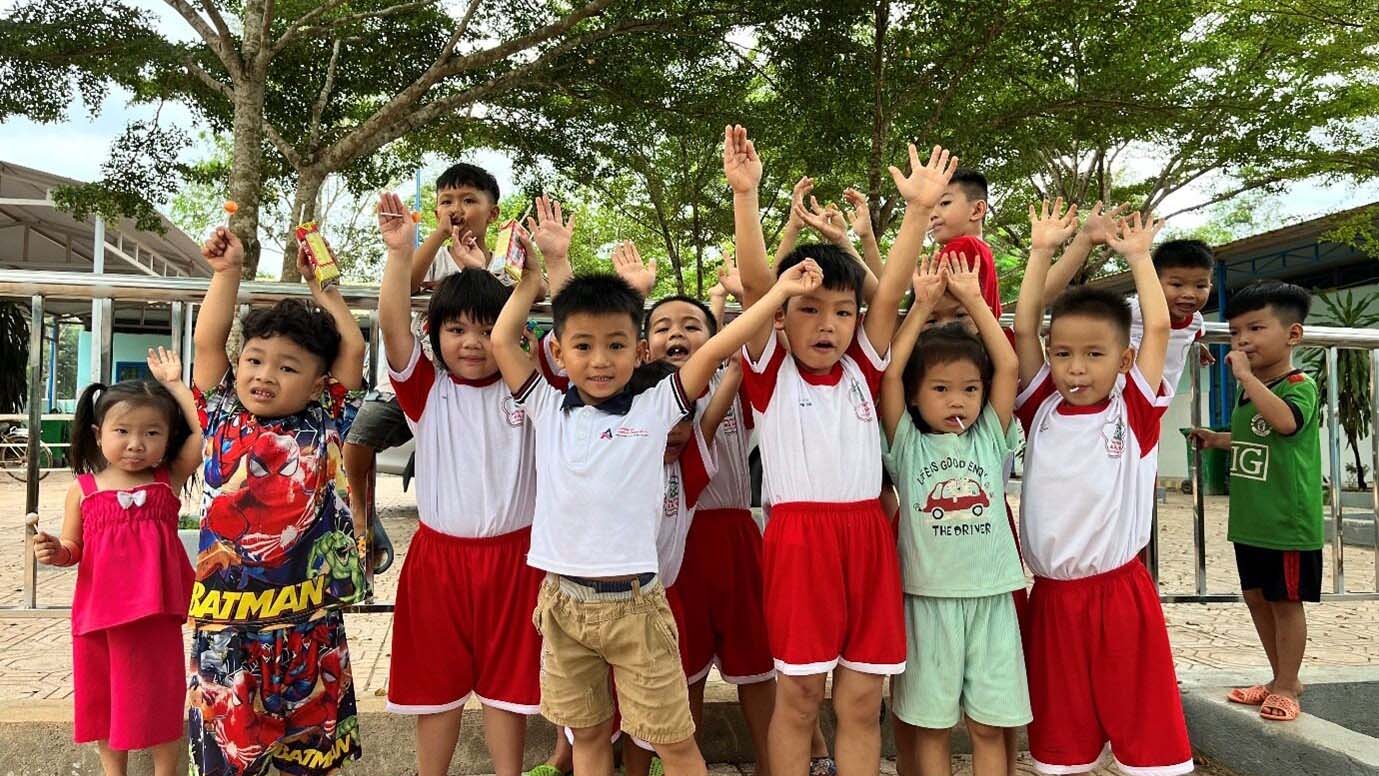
[1040,201,1124,303]
[865,143,960,353]
[34,484,83,567]
[491,243,542,393]
[527,195,577,296]
[948,253,1019,430]
[1017,199,1079,387]
[1226,351,1300,434]
[296,243,366,390]
[680,260,824,402]
[147,346,203,487]
[773,175,812,265]
[793,196,881,302]
[699,359,742,448]
[881,250,945,443]
[1187,428,1231,450]
[193,226,244,392]
[723,125,775,360]
[708,253,744,329]
[1106,212,1168,388]
[378,193,422,372]
[844,187,885,283]
[611,241,657,298]
[409,216,452,292]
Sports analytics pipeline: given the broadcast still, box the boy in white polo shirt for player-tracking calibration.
[491,235,827,776]
[374,191,574,776]
[1014,202,1193,776]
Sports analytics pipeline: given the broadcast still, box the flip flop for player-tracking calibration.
[524,766,567,776]
[1227,684,1270,705]
[1260,693,1300,722]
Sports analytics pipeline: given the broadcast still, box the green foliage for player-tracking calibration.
[0,303,29,414]
[1301,290,1379,490]
[1321,205,1379,257]
[51,118,188,234]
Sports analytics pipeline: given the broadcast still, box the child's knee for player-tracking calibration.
[965,718,1003,742]
[1242,588,1269,607]
[833,689,882,727]
[571,721,615,746]
[776,676,826,719]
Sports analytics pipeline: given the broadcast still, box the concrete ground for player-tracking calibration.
[0,473,1373,773]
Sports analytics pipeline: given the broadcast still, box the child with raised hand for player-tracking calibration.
[778,177,882,301]
[375,191,566,776]
[1014,201,1194,775]
[880,251,1028,776]
[725,122,957,776]
[187,225,368,776]
[35,347,199,776]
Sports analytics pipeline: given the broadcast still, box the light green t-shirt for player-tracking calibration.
[1227,370,1323,551]
[883,404,1026,597]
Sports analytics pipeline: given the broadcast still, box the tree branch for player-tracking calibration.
[284,0,437,44]
[184,57,233,99]
[271,0,353,55]
[162,0,242,80]
[1158,175,1290,221]
[306,38,343,151]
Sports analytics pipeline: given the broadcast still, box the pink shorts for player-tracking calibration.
[675,508,775,684]
[74,616,185,750]
[1024,560,1193,776]
[762,500,905,676]
[387,523,543,714]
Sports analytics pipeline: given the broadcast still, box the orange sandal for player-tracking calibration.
[1260,693,1300,721]
[1227,684,1270,705]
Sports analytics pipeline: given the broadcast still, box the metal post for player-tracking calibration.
[91,216,107,385]
[96,298,114,384]
[170,301,185,360]
[367,310,381,391]
[1190,345,1207,596]
[1326,347,1344,593]
[182,303,196,385]
[1147,501,1160,587]
[1371,349,1379,594]
[46,318,57,406]
[23,294,44,609]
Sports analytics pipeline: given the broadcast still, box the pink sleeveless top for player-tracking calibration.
[72,468,195,635]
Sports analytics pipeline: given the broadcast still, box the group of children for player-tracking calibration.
[33,124,1326,776]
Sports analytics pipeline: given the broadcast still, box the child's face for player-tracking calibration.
[911,359,984,434]
[551,312,640,405]
[436,312,498,381]
[664,418,694,464]
[235,335,328,417]
[97,402,171,472]
[777,287,859,373]
[645,301,712,367]
[928,184,985,244]
[1228,306,1302,375]
[436,185,500,247]
[1159,267,1212,323]
[923,292,976,334]
[1046,315,1133,405]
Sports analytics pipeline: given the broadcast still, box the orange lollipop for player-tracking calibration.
[223,200,239,215]
[411,211,421,223]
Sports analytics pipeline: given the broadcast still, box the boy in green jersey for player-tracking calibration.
[1190,280,1320,724]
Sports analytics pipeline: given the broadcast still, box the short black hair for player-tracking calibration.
[240,299,341,373]
[1225,280,1311,326]
[777,243,866,308]
[551,273,644,338]
[645,294,718,338]
[1153,239,1215,274]
[901,323,993,432]
[436,162,500,204]
[950,168,988,203]
[1049,286,1132,345]
[628,359,696,418]
[427,269,511,361]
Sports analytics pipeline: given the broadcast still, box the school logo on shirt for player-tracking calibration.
[1103,415,1125,458]
[501,396,525,427]
[1231,441,1269,481]
[848,378,874,422]
[1250,414,1272,438]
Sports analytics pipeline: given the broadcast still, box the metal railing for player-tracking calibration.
[1,270,1377,616]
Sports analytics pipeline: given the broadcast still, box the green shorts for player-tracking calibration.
[892,593,1032,729]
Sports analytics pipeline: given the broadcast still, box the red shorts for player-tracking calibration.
[675,508,776,684]
[1024,560,1193,776]
[763,500,905,676]
[74,616,184,750]
[388,523,543,714]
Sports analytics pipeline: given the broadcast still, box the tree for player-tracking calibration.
[0,303,27,413]
[1302,290,1379,490]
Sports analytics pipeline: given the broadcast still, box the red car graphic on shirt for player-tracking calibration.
[921,478,989,520]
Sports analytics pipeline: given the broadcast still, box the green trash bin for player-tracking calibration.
[40,417,69,468]
[1180,427,1228,495]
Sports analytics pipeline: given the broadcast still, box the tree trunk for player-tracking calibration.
[280,167,327,283]
[228,81,268,278]
[866,0,891,235]
[1349,432,1367,490]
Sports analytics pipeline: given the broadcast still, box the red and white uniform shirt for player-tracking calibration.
[741,331,890,505]
[1015,364,1172,580]
[656,425,715,586]
[1129,295,1205,390]
[389,340,536,538]
[696,369,753,511]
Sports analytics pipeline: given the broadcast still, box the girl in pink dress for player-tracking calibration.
[35,347,199,776]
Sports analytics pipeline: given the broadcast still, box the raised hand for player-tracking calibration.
[1105,210,1164,259]
[944,250,981,303]
[447,227,487,269]
[718,252,744,299]
[888,143,959,208]
[1080,201,1128,245]
[788,176,815,227]
[843,188,874,238]
[794,196,847,245]
[775,257,823,297]
[146,346,184,386]
[201,226,244,273]
[612,241,657,296]
[911,247,948,309]
[295,241,318,284]
[377,192,416,251]
[723,125,763,194]
[1225,349,1253,381]
[525,194,576,261]
[1028,197,1080,251]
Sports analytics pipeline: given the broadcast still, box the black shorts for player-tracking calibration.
[344,394,413,450]
[1234,543,1322,603]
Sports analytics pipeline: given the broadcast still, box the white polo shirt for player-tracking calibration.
[388,340,536,538]
[656,424,715,586]
[742,330,890,506]
[696,369,753,512]
[516,371,692,576]
[1129,296,1205,390]
[1016,364,1171,580]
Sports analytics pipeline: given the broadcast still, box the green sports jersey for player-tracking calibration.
[1227,370,1323,550]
